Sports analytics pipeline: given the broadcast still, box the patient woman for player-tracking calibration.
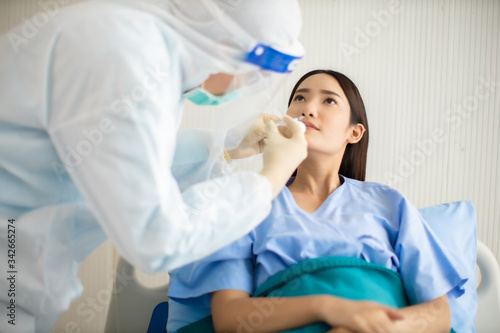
[166,70,466,333]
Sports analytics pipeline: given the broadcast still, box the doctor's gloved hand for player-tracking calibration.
[259,115,307,199]
[227,114,281,159]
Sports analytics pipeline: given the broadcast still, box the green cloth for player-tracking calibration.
[178,256,454,333]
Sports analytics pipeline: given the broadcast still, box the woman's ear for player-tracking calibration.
[348,123,366,144]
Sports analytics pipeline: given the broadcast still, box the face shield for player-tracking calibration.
[181,15,304,148]
[172,0,304,182]
[222,44,302,149]
[183,43,302,151]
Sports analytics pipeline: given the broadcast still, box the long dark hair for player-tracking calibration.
[288,69,369,181]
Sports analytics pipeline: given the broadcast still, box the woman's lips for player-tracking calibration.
[302,121,319,130]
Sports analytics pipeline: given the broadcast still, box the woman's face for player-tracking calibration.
[286,73,361,156]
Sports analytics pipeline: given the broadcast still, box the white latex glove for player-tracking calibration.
[259,115,308,199]
[227,114,281,159]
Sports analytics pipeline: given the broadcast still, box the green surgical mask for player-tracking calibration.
[183,87,241,105]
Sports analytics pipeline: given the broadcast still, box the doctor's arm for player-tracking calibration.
[48,24,306,273]
[51,108,305,275]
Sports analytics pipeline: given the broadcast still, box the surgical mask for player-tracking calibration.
[183,87,242,105]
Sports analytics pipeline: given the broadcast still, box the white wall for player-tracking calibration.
[1,0,498,332]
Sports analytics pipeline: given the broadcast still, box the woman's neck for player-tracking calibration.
[287,154,342,200]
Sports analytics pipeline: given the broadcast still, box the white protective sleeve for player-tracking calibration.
[47,8,272,272]
[172,128,227,192]
[49,94,273,274]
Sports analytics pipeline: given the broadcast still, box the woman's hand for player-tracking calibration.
[321,298,406,333]
[227,114,281,159]
[327,328,356,333]
[259,115,308,198]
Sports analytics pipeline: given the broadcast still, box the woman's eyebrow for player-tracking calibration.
[295,88,342,100]
[295,88,310,94]
[320,89,343,100]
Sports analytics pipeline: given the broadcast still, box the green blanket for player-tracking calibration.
[178,256,453,332]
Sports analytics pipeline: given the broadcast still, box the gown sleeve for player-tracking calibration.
[167,232,255,331]
[392,194,468,304]
[47,10,272,273]
[168,232,255,302]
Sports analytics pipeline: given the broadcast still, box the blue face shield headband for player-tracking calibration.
[184,45,302,106]
[244,44,302,73]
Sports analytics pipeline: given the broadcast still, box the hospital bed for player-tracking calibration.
[475,241,500,332]
[104,239,500,332]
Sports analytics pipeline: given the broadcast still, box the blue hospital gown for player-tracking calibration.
[167,176,467,331]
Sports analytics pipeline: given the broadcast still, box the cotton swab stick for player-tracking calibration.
[276,116,306,132]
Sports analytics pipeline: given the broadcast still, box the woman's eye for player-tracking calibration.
[294,95,305,102]
[325,98,336,105]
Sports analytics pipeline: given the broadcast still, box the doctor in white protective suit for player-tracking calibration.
[0,0,307,331]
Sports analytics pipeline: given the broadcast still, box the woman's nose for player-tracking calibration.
[301,103,318,118]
